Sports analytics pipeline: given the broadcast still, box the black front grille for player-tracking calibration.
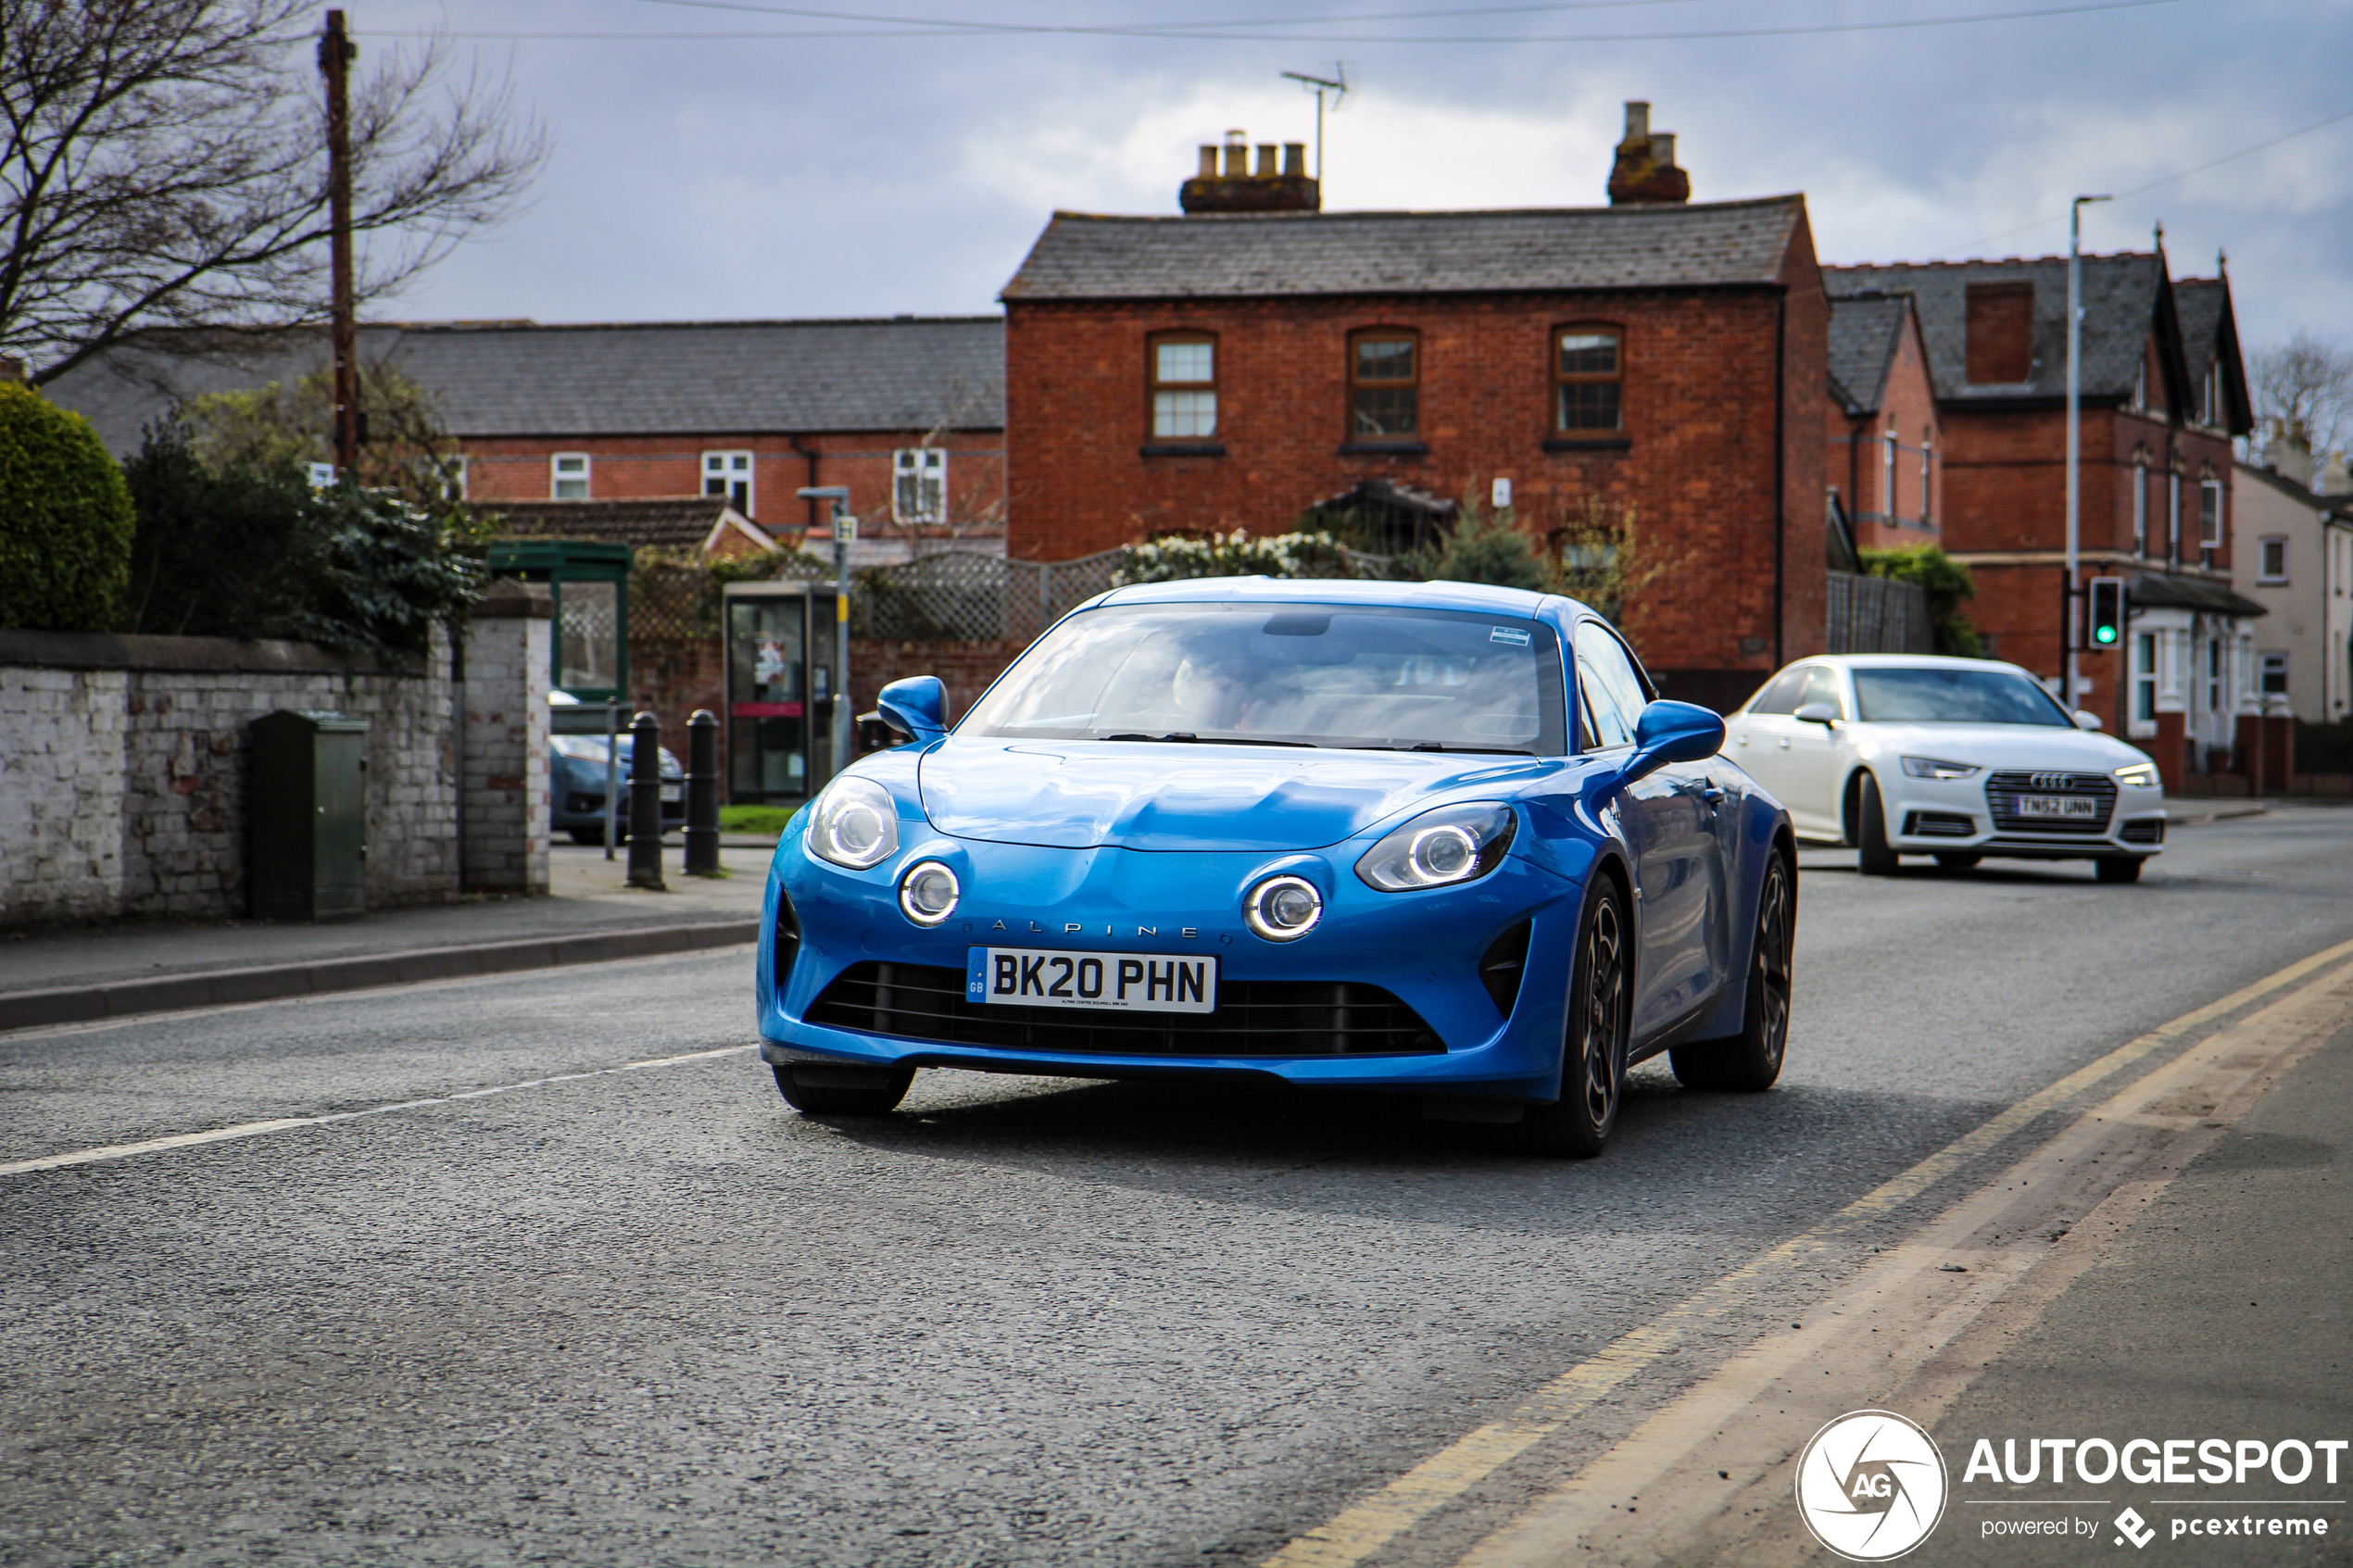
[1903,809,1979,838]
[1984,771,2118,835]
[774,894,802,991]
[807,960,1443,1057]
[2120,818,2166,845]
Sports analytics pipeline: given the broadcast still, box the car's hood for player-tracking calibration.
[1850,721,2147,771]
[917,739,1551,851]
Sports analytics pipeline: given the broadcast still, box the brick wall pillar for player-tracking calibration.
[462,580,551,893]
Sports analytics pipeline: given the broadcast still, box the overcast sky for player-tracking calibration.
[358,0,2351,361]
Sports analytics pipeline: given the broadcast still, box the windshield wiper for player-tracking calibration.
[1357,743,1536,756]
[1096,732,1314,747]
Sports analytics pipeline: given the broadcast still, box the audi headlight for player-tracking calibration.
[806,776,900,870]
[2114,761,2160,788]
[1901,757,1981,780]
[1244,875,1323,942]
[899,860,961,925]
[1354,802,1516,892]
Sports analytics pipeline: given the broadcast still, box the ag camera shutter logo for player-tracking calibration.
[1794,1410,1949,1561]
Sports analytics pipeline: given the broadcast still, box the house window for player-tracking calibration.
[551,452,589,500]
[2259,536,2288,583]
[2133,459,2148,552]
[1349,331,1419,437]
[893,447,947,524]
[2168,469,2181,558]
[2130,358,2147,413]
[2204,362,2222,427]
[1919,436,1932,526]
[1964,282,2033,383]
[2133,633,2158,727]
[1880,429,1896,522]
[2260,652,2288,696]
[703,451,753,511]
[2200,478,2223,550]
[1149,336,1216,440]
[1554,327,1622,433]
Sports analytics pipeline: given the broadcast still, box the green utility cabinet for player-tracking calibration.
[249,709,370,922]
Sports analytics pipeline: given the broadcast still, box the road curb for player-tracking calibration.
[0,919,761,1034]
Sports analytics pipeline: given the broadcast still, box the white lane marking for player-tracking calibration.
[0,1044,756,1177]
[0,943,757,1044]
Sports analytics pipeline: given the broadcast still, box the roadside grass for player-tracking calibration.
[719,804,797,836]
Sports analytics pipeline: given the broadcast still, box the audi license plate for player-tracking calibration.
[2015,794,2097,820]
[968,947,1217,1014]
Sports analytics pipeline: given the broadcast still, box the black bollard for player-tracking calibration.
[684,709,720,876]
[626,710,666,890]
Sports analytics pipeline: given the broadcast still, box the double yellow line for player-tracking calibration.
[1261,935,2353,1568]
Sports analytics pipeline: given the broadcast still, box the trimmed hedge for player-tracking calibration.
[0,383,134,631]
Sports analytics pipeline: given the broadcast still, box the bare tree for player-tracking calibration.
[2250,329,2353,458]
[1,0,545,385]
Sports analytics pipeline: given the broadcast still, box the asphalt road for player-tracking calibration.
[3,806,2350,1568]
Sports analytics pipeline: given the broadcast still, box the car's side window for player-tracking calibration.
[1574,621,1650,751]
[1799,665,1848,719]
[1748,667,1809,715]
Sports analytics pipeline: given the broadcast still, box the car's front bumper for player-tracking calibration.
[1878,771,2165,859]
[756,830,1592,1100]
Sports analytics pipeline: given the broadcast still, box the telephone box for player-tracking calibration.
[724,581,839,804]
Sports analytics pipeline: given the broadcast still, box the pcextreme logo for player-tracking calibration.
[1794,1410,1951,1562]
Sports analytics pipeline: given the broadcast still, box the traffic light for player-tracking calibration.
[2087,577,2125,648]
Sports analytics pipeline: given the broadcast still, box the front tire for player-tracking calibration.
[774,1064,914,1116]
[1855,774,1900,876]
[2095,856,2145,884]
[1671,849,1793,1093]
[1516,880,1630,1158]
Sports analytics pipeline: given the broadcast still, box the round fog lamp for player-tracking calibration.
[1409,824,1478,882]
[899,860,961,926]
[1245,874,1324,942]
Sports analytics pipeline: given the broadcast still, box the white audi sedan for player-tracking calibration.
[1721,655,2166,881]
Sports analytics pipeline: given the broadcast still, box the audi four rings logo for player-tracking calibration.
[2031,772,2070,791]
[1794,1410,1950,1561]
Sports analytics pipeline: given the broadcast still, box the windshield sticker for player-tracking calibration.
[1489,626,1532,646]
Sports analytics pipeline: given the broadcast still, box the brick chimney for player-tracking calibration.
[1606,101,1690,206]
[1180,129,1319,214]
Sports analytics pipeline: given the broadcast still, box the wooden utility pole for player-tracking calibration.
[319,9,358,477]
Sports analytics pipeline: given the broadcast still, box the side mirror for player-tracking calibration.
[873,675,949,746]
[2073,710,2104,731]
[1793,702,1840,727]
[1619,700,1726,786]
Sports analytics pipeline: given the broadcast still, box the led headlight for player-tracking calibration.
[2113,761,2160,788]
[1244,875,1323,942]
[899,860,961,926]
[1355,802,1516,892]
[806,775,900,870]
[1901,757,1981,780]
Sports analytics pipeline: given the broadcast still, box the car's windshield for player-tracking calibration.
[1851,665,2074,726]
[959,604,1568,754]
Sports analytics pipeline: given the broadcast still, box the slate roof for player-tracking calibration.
[479,497,773,553]
[43,317,1006,458]
[2171,277,2250,428]
[1000,196,1807,301]
[2127,571,2266,619]
[1826,292,1914,413]
[1825,255,2168,404]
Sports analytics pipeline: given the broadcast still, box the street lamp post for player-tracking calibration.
[2065,194,2112,712]
[798,485,855,784]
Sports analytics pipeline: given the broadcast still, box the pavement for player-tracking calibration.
[1,802,2349,1567]
[0,837,776,1031]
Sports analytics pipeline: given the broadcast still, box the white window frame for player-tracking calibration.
[1881,428,1896,522]
[1918,435,1932,527]
[2259,651,2288,697]
[552,452,590,500]
[893,446,947,525]
[2168,470,2181,558]
[2133,459,2148,552]
[702,450,754,513]
[2258,535,2288,583]
[2131,631,2158,738]
[2200,478,2224,550]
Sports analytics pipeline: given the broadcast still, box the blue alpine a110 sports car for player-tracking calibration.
[756,577,1796,1156]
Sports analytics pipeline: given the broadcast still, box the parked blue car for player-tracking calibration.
[549,731,684,846]
[757,577,1796,1156]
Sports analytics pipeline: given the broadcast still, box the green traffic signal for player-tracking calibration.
[2094,625,2117,645]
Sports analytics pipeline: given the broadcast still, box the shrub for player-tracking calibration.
[1408,501,1555,594]
[0,382,134,631]
[1861,544,1983,657]
[1114,528,1351,584]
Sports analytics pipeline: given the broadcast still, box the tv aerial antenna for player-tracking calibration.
[1280,64,1348,182]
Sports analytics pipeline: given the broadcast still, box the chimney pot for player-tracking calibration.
[1255,143,1277,178]
[1650,132,1675,167]
[1198,144,1217,178]
[1223,131,1249,179]
[1283,142,1306,176]
[1623,100,1650,142]
[1607,99,1689,205]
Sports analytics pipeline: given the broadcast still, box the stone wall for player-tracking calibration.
[0,630,460,927]
[461,583,552,894]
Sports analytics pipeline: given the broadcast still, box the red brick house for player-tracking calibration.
[999,111,1830,710]
[1825,253,2259,782]
[1825,291,1943,552]
[46,317,1008,558]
